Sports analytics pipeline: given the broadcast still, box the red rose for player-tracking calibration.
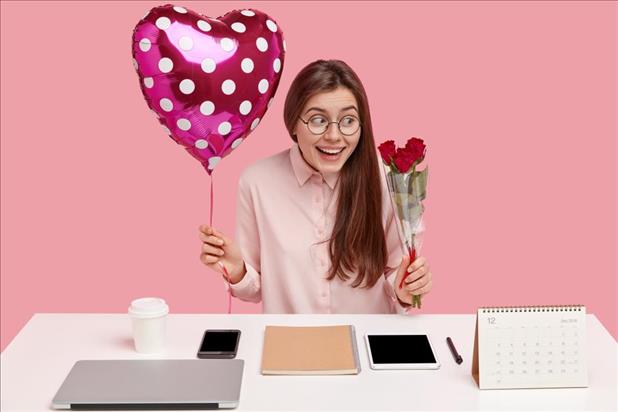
[378,140,396,164]
[393,147,416,173]
[405,137,426,164]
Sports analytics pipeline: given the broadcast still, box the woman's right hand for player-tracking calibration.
[198,225,246,284]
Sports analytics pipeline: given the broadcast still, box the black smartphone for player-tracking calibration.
[197,329,241,359]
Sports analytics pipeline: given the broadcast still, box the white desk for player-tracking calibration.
[1,314,616,411]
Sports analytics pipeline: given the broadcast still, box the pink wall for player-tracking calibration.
[1,1,616,352]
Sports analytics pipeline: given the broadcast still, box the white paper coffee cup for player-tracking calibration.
[128,297,169,354]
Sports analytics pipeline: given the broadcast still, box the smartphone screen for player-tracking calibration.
[198,330,240,358]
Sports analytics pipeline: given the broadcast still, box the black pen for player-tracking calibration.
[446,337,463,364]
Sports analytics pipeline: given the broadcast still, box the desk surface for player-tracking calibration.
[1,314,616,411]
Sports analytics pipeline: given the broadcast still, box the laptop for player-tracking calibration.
[51,359,244,410]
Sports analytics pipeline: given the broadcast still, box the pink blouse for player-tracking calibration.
[227,143,424,314]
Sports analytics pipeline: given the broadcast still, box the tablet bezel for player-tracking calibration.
[364,333,441,370]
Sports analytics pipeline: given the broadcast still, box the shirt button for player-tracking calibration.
[317,229,324,236]
[320,259,326,267]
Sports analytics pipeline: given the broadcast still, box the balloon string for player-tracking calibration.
[210,173,232,315]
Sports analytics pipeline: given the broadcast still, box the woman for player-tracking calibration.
[198,59,432,313]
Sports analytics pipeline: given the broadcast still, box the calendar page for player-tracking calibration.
[474,305,587,389]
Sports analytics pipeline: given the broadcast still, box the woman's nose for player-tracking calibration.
[324,123,343,141]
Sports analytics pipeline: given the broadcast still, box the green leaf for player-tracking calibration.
[409,167,428,201]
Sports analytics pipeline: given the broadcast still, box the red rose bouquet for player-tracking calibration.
[378,137,428,308]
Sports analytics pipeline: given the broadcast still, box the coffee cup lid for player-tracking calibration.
[128,297,169,318]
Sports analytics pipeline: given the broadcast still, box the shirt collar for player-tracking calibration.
[289,143,339,189]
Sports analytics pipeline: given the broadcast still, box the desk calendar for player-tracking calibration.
[471,305,588,389]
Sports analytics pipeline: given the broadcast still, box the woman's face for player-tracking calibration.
[293,87,361,174]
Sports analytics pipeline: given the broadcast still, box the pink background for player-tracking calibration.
[1,1,616,352]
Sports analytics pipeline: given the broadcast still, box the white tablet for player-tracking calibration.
[365,333,441,370]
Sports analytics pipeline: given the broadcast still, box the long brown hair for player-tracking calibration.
[283,60,387,288]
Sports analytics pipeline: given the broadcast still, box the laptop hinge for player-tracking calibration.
[71,403,218,410]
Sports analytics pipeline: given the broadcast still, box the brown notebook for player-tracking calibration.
[261,325,360,375]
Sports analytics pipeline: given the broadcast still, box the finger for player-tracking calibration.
[211,228,232,245]
[202,243,224,256]
[199,224,214,235]
[406,255,427,273]
[406,273,429,292]
[405,265,428,284]
[199,232,225,246]
[412,279,432,296]
[200,253,220,265]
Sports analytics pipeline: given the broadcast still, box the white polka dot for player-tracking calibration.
[200,101,215,115]
[221,79,236,95]
[231,22,246,33]
[239,100,252,115]
[132,59,139,70]
[161,125,171,135]
[201,58,216,73]
[159,98,173,112]
[179,79,195,94]
[208,156,221,170]
[177,118,191,131]
[139,38,151,52]
[268,98,274,108]
[179,36,193,50]
[240,10,255,17]
[283,40,287,52]
[143,77,154,88]
[220,38,234,52]
[195,139,209,149]
[158,57,173,73]
[250,118,260,130]
[197,20,211,31]
[266,19,278,32]
[173,6,187,13]
[258,79,269,94]
[256,37,268,52]
[155,17,171,30]
[218,121,232,135]
[231,137,243,149]
[273,58,281,73]
[241,58,254,73]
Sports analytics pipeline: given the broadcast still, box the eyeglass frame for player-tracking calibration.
[297,114,362,136]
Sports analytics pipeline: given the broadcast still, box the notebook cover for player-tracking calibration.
[261,325,360,375]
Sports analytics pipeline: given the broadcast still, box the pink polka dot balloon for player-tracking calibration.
[132,4,285,173]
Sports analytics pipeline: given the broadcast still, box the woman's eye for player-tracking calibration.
[342,116,357,126]
[310,116,327,126]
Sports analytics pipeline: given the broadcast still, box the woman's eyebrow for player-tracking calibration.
[304,105,358,115]
[339,105,358,114]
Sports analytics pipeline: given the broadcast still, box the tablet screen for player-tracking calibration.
[367,335,437,364]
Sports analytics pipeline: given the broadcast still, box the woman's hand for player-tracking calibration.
[394,255,433,306]
[198,225,246,284]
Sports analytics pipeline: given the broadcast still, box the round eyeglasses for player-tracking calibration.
[298,114,361,136]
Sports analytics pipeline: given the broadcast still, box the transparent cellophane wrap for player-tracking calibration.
[385,164,427,250]
[384,165,428,307]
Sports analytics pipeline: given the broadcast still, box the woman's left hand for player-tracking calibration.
[394,255,433,305]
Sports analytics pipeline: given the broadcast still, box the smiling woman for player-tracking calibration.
[197,59,433,313]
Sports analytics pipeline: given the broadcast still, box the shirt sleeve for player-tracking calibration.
[226,174,262,303]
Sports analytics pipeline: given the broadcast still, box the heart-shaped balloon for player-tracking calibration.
[131,4,286,173]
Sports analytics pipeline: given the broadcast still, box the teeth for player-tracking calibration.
[317,147,344,155]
